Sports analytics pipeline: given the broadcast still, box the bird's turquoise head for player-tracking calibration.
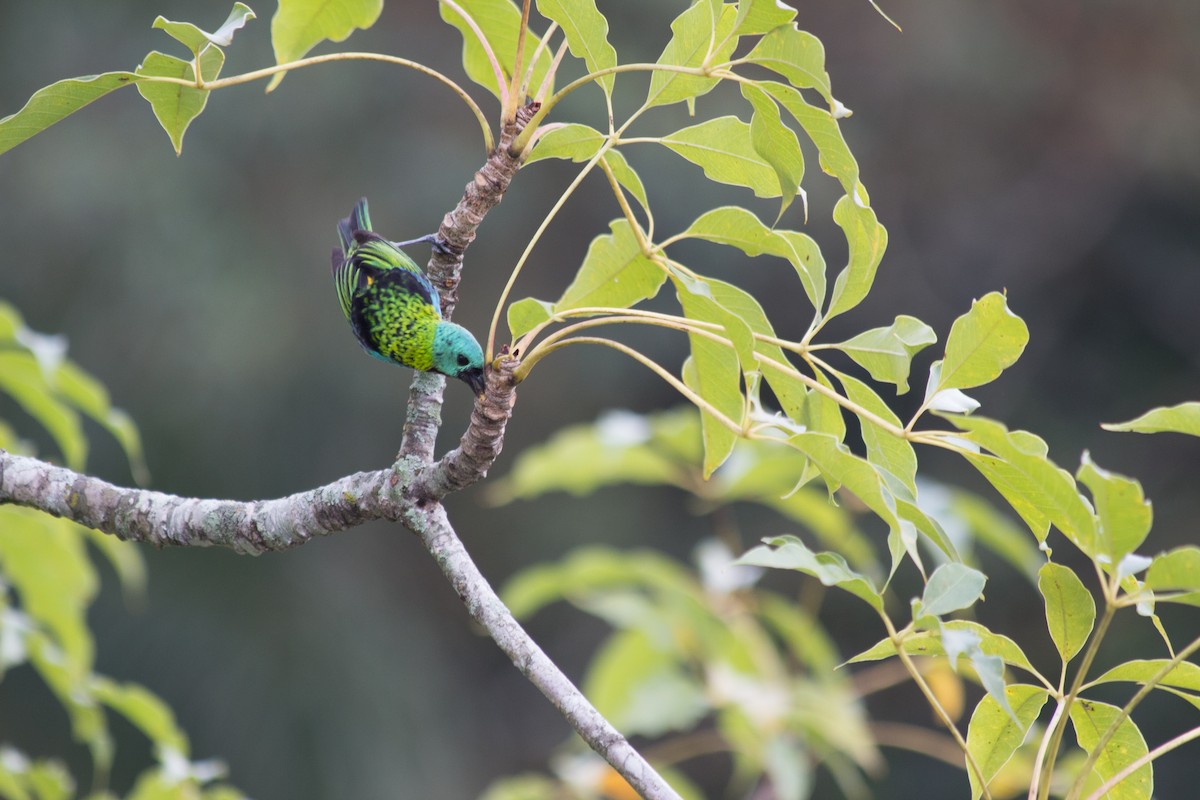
[432,321,486,396]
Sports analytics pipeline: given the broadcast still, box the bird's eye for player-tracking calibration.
[457,354,470,366]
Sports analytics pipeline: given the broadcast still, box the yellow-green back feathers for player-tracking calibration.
[331,198,485,394]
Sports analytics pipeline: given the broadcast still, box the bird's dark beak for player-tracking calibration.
[463,367,486,397]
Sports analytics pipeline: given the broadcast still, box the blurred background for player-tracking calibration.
[1,1,1198,797]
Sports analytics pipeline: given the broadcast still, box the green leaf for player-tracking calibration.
[1090,659,1200,695]
[738,535,883,611]
[525,122,605,162]
[600,149,650,216]
[92,678,189,755]
[848,620,1038,677]
[949,415,1098,554]
[83,528,147,605]
[836,315,936,395]
[135,47,224,155]
[761,80,862,201]
[153,3,256,55]
[0,510,97,682]
[785,432,907,545]
[758,594,840,672]
[507,297,555,340]
[584,629,709,737]
[0,749,75,800]
[488,409,690,503]
[524,126,648,216]
[1069,700,1152,800]
[676,277,755,368]
[918,563,987,618]
[0,301,22,340]
[936,623,1017,725]
[646,0,738,109]
[764,735,812,800]
[26,633,112,773]
[203,787,251,800]
[681,349,741,479]
[0,751,75,800]
[1103,401,1200,436]
[269,0,383,91]
[733,0,796,35]
[29,762,74,800]
[0,352,86,470]
[681,206,826,311]
[1076,452,1152,563]
[536,0,618,97]
[898,498,961,564]
[54,361,149,485]
[740,83,804,219]
[936,292,1029,392]
[826,195,887,319]
[439,0,552,101]
[797,368,846,441]
[922,361,980,415]
[780,231,832,312]
[703,277,790,374]
[554,219,665,312]
[756,358,809,429]
[502,546,705,619]
[965,685,1050,800]
[743,25,834,105]
[479,775,558,800]
[661,116,783,198]
[1144,546,1200,605]
[0,72,140,158]
[1037,562,1095,664]
[922,484,1043,580]
[749,488,879,574]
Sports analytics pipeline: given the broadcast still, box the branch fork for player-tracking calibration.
[0,97,682,800]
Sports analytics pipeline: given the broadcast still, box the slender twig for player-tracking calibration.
[1027,699,1067,800]
[505,0,533,123]
[884,618,992,799]
[484,143,607,360]
[1036,601,1117,800]
[528,27,565,104]
[597,153,658,252]
[485,104,651,358]
[516,314,726,374]
[520,336,745,435]
[139,51,493,152]
[514,306,723,356]
[509,63,708,153]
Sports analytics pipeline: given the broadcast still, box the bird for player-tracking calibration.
[331,198,486,396]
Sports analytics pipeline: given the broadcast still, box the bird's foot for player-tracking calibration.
[391,233,454,256]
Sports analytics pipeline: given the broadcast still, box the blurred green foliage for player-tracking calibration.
[0,304,244,798]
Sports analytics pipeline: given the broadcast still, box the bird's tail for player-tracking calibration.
[336,197,373,253]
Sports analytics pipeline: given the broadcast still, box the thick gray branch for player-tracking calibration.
[0,451,400,552]
[410,502,682,800]
[398,102,539,464]
[0,445,682,799]
[413,355,518,500]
